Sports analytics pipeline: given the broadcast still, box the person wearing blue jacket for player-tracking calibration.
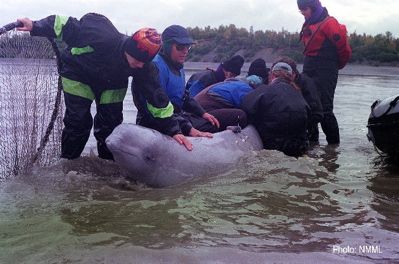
[195,75,263,130]
[133,25,220,149]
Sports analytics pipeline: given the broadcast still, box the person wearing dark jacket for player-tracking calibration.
[273,57,323,143]
[133,24,220,146]
[186,55,244,97]
[241,62,310,157]
[17,13,179,159]
[247,58,270,84]
[298,0,351,144]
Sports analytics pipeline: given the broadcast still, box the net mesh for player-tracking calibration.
[0,31,64,179]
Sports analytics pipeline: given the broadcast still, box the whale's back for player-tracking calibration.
[106,124,263,187]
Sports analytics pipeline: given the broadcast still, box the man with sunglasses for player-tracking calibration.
[133,25,220,150]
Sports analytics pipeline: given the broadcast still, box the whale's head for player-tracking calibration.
[106,124,170,184]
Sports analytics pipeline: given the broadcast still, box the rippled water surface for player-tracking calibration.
[1,64,399,263]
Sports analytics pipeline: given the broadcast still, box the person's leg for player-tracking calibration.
[307,122,320,144]
[315,69,339,144]
[321,113,340,144]
[61,93,93,159]
[187,113,219,133]
[94,88,126,160]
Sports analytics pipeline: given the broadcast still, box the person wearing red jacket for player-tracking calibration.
[298,0,352,145]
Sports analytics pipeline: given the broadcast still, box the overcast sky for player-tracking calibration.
[2,0,398,37]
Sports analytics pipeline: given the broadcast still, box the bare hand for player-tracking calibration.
[202,112,220,128]
[173,133,193,151]
[16,18,33,31]
[189,128,213,138]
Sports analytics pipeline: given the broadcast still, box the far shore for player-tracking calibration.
[1,58,399,77]
[185,61,399,77]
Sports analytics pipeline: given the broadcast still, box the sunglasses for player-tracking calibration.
[175,44,192,51]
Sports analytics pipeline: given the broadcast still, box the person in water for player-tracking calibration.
[274,56,323,143]
[298,0,352,144]
[241,62,310,157]
[193,58,268,131]
[133,24,220,150]
[16,13,181,159]
[247,58,270,85]
[186,55,245,97]
[195,75,263,131]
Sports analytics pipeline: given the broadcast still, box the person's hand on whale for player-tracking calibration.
[202,113,220,128]
[172,128,213,151]
[189,128,213,138]
[173,133,193,151]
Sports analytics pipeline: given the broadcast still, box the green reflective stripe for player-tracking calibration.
[99,88,127,104]
[147,102,174,118]
[54,15,69,40]
[71,46,94,55]
[62,77,95,101]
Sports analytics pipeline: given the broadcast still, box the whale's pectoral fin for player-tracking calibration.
[226,125,242,134]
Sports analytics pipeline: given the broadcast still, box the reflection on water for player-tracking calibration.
[1,66,399,263]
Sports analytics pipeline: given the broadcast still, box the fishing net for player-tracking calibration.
[0,31,64,179]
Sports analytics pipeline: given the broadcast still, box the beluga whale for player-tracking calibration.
[106,124,263,187]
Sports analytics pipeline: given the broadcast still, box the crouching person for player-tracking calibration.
[132,25,219,151]
[241,62,310,157]
[195,75,263,131]
[17,13,163,160]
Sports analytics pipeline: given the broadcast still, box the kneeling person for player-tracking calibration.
[241,62,310,157]
[195,76,263,131]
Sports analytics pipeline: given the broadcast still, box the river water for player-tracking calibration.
[0,61,399,263]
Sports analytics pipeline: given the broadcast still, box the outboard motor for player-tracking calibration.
[367,95,399,156]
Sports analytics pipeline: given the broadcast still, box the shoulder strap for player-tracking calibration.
[303,16,333,54]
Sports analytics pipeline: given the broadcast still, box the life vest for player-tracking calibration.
[153,54,186,108]
[301,16,352,69]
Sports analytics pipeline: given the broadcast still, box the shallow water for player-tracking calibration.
[1,63,399,263]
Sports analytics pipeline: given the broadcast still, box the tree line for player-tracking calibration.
[187,24,399,65]
[1,26,399,66]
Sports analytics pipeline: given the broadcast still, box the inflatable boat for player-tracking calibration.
[367,94,399,156]
[106,124,263,187]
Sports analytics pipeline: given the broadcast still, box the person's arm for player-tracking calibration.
[18,15,79,45]
[324,17,352,69]
[183,90,220,128]
[183,89,206,116]
[134,63,180,135]
[134,63,194,150]
[175,113,213,140]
